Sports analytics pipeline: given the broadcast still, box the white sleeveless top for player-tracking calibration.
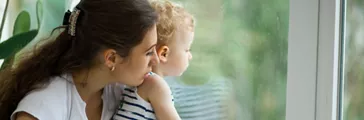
[11,74,123,120]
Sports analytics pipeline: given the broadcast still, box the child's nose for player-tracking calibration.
[188,52,192,60]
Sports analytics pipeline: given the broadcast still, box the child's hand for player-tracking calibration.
[137,72,171,101]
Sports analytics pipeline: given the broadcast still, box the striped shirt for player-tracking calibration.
[113,86,174,120]
[166,78,233,120]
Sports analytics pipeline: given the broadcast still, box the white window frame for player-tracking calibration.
[285,0,343,120]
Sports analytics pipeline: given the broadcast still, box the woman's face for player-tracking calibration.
[111,24,159,86]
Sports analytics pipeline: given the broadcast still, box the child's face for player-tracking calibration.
[163,28,194,76]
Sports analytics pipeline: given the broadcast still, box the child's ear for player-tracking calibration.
[157,45,170,63]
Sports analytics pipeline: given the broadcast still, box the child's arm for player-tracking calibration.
[141,73,181,120]
[149,80,180,120]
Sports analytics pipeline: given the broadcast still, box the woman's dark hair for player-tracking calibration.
[0,0,157,118]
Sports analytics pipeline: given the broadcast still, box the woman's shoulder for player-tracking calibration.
[11,75,71,120]
[102,83,125,112]
[22,75,71,102]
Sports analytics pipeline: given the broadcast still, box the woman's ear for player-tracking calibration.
[103,49,118,69]
[157,45,170,63]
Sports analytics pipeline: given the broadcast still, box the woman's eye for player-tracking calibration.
[146,51,154,56]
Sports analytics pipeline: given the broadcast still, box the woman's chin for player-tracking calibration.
[134,78,145,86]
[121,79,144,87]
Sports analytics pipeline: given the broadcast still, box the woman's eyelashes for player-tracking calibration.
[146,48,156,56]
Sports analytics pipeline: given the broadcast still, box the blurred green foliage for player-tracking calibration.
[343,0,364,120]
[174,0,288,119]
[0,0,66,68]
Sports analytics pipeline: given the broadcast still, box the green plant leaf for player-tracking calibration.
[13,11,31,35]
[0,30,38,59]
[0,56,13,70]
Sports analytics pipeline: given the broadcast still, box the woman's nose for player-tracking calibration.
[150,51,160,66]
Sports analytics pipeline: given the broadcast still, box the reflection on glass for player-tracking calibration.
[342,0,364,120]
[167,0,288,119]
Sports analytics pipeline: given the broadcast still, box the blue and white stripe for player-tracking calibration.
[113,86,156,120]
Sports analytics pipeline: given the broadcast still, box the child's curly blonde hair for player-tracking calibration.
[150,0,195,46]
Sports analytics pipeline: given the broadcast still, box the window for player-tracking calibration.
[0,0,5,26]
[0,0,7,66]
[168,0,288,119]
[341,0,364,119]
